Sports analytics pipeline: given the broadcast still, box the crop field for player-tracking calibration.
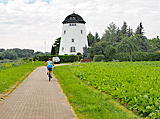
[68,61,160,118]
[54,65,138,119]
[0,61,45,94]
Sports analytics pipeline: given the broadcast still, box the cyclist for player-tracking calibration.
[45,58,54,78]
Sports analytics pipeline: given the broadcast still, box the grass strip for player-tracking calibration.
[53,65,139,119]
[0,61,45,94]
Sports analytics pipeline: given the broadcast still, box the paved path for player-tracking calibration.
[0,66,76,119]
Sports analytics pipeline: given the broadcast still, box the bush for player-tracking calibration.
[94,55,105,62]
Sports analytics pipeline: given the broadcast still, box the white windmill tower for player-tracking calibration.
[59,12,88,55]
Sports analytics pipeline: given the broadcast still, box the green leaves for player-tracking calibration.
[69,62,160,118]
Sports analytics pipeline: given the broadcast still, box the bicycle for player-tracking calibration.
[47,69,52,81]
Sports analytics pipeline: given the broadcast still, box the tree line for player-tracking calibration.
[0,48,45,60]
[86,21,160,61]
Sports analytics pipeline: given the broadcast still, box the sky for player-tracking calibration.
[0,0,160,52]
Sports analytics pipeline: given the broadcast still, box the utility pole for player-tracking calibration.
[44,39,46,55]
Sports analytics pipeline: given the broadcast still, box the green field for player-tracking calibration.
[53,65,139,119]
[1,61,159,118]
[0,61,45,94]
[68,61,160,118]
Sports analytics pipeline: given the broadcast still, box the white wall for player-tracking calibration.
[59,23,88,55]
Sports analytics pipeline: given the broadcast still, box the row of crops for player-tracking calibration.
[69,61,160,118]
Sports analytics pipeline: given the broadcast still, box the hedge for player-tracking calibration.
[114,52,160,62]
[39,52,160,62]
[38,55,82,63]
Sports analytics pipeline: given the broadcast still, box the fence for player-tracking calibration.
[80,59,93,62]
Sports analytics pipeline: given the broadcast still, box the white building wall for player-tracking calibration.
[59,23,88,55]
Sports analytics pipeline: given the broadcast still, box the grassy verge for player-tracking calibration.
[53,65,139,119]
[0,61,45,94]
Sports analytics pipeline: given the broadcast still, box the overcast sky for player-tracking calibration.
[0,0,160,52]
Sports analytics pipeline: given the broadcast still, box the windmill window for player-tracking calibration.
[81,30,83,34]
[72,39,74,42]
[71,23,76,26]
[64,30,66,34]
[69,23,76,26]
[70,47,76,52]
[62,47,64,51]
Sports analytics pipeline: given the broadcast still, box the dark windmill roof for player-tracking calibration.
[62,13,86,24]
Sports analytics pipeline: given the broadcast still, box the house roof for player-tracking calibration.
[62,13,86,24]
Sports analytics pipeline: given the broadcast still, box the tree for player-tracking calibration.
[2,49,18,60]
[32,51,44,60]
[94,32,100,43]
[135,22,148,52]
[117,35,140,61]
[107,22,117,34]
[116,27,122,42]
[83,45,88,58]
[51,45,56,55]
[92,43,103,55]
[101,22,118,45]
[0,52,3,60]
[52,37,61,55]
[104,45,116,61]
[87,48,94,58]
[0,49,5,59]
[120,21,133,39]
[0,48,5,52]
[88,43,103,58]
[140,22,143,35]
[34,51,44,57]
[148,36,160,52]
[135,22,145,36]
[121,21,128,35]
[87,32,95,46]
[87,41,107,59]
[13,48,34,58]
[127,27,133,37]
